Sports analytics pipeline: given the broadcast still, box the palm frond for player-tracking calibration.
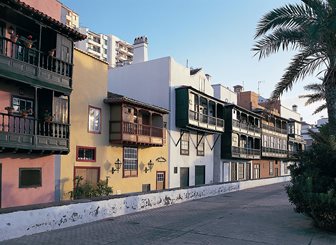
[313,103,327,114]
[255,3,316,38]
[271,50,326,99]
[303,82,325,92]
[253,28,304,60]
[304,93,325,105]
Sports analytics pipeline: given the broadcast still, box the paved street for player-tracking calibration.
[1,182,335,245]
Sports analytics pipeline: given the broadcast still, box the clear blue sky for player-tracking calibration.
[61,0,325,124]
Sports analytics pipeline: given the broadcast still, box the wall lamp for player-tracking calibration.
[111,158,122,174]
[144,160,154,173]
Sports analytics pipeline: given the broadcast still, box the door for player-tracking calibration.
[253,164,260,179]
[231,163,237,181]
[246,163,251,180]
[0,163,2,208]
[156,171,165,190]
[180,167,189,187]
[195,165,205,185]
[53,95,68,123]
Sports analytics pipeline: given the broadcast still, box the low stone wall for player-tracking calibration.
[0,176,290,241]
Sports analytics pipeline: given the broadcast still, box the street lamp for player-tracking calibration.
[144,160,154,173]
[111,158,122,174]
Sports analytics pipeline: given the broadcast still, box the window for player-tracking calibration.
[123,147,138,177]
[238,163,245,180]
[253,164,260,179]
[284,163,289,175]
[180,131,190,155]
[174,167,178,174]
[74,167,99,186]
[12,96,33,114]
[269,161,274,176]
[142,184,151,192]
[76,146,96,162]
[88,106,101,133]
[197,133,205,156]
[19,168,42,188]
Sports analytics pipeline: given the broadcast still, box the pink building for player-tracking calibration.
[0,0,85,208]
[19,0,62,21]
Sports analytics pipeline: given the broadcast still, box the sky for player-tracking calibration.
[61,0,326,124]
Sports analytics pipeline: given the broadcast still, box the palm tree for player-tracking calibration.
[299,82,327,115]
[253,0,336,134]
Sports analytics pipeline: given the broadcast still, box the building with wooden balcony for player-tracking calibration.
[109,40,222,188]
[287,119,305,160]
[59,49,169,200]
[0,0,85,208]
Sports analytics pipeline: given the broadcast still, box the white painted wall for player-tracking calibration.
[0,176,290,242]
[212,84,237,104]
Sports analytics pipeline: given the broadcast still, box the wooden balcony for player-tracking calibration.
[188,110,225,132]
[0,113,69,154]
[262,124,288,135]
[0,36,73,93]
[110,121,164,146]
[232,119,261,137]
[262,147,288,158]
[231,146,261,159]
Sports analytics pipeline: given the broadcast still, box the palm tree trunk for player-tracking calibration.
[324,70,336,135]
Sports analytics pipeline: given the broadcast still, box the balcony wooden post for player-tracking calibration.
[34,87,38,146]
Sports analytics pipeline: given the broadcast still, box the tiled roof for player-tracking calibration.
[104,93,169,114]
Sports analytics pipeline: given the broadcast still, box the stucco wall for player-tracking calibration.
[20,0,61,21]
[0,154,55,208]
[0,176,290,242]
[60,50,169,199]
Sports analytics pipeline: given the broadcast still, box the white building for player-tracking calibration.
[107,34,133,68]
[109,37,224,188]
[76,28,109,62]
[212,84,237,105]
[75,29,133,66]
[60,3,79,29]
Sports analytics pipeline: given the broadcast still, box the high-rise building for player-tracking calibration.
[60,3,79,29]
[76,29,134,67]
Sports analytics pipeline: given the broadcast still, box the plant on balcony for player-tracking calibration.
[25,35,34,48]
[43,110,53,123]
[4,106,14,115]
[286,124,336,231]
[20,108,32,118]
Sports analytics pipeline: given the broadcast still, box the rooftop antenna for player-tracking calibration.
[186,59,189,68]
[242,81,245,90]
[258,81,264,96]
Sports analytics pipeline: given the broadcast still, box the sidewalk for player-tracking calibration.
[1,182,335,245]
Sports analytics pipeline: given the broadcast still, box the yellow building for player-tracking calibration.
[60,49,169,199]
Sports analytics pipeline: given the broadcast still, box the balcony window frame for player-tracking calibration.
[76,146,96,162]
[12,95,34,115]
[88,105,102,134]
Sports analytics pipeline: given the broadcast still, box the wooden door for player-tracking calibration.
[195,165,205,185]
[156,171,165,190]
[53,96,68,123]
[180,167,189,187]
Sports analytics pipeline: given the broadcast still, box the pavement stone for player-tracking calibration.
[1,182,335,245]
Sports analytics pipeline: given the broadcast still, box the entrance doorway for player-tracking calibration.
[195,165,205,185]
[156,171,165,190]
[180,167,189,187]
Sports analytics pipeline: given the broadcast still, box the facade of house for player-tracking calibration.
[0,0,85,208]
[109,37,224,188]
[59,49,168,199]
[60,3,79,29]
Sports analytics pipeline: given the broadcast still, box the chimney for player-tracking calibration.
[133,36,148,63]
[233,85,243,93]
[292,104,298,112]
[205,74,211,82]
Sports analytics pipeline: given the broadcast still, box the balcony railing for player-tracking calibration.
[232,146,261,157]
[0,36,73,83]
[262,124,287,134]
[0,112,69,152]
[232,119,261,134]
[122,121,163,137]
[262,147,288,155]
[189,110,224,131]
